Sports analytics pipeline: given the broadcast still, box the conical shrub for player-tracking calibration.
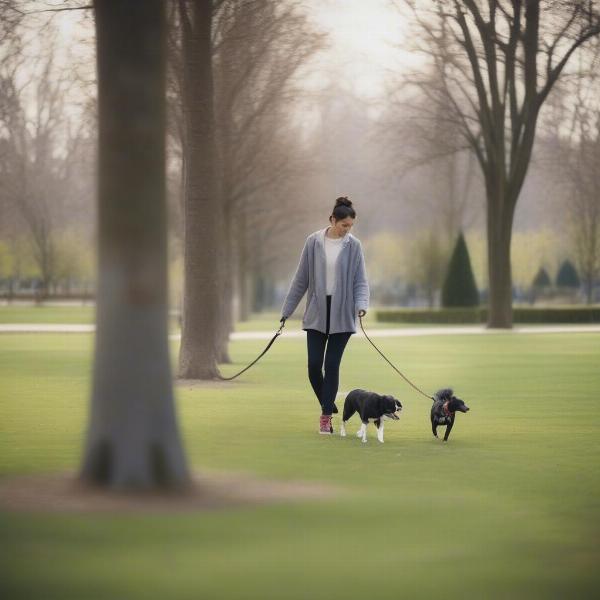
[441,232,479,307]
[556,260,580,288]
[532,267,551,289]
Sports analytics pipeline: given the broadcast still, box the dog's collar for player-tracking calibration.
[443,401,454,417]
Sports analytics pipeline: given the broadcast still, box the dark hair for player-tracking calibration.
[331,196,356,221]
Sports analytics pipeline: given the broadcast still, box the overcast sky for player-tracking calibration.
[305,0,418,99]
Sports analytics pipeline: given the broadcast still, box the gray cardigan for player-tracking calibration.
[281,227,370,334]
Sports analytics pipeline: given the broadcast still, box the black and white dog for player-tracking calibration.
[431,388,470,441]
[340,389,403,443]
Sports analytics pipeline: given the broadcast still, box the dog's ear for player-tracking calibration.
[377,395,389,412]
[383,396,397,412]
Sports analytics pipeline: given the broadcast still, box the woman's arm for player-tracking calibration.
[353,242,369,315]
[281,239,310,319]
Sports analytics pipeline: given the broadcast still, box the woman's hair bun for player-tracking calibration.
[331,196,356,220]
[335,196,353,208]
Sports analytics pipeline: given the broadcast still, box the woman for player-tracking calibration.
[280,197,370,435]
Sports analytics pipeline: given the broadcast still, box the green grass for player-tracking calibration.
[0,304,96,324]
[0,305,434,330]
[1,331,599,599]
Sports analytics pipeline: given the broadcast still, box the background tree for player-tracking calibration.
[441,231,479,307]
[176,0,222,379]
[208,0,325,358]
[552,46,600,304]
[531,265,552,303]
[0,4,96,300]
[407,229,446,307]
[168,0,326,371]
[556,259,580,289]
[379,62,483,246]
[80,0,189,489]
[403,0,600,327]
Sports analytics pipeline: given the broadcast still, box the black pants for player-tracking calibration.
[306,295,352,416]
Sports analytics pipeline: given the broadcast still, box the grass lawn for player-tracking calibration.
[0,304,436,331]
[0,304,96,324]
[0,330,599,599]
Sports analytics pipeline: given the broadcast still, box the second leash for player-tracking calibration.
[359,315,433,401]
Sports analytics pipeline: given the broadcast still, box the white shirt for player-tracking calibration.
[324,234,344,295]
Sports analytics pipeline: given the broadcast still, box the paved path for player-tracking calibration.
[1,323,600,338]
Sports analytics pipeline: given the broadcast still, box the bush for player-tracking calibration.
[441,232,479,307]
[532,267,551,288]
[556,260,580,288]
[376,306,600,324]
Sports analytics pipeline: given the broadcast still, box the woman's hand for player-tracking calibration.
[358,310,367,318]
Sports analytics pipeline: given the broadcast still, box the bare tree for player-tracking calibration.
[212,0,325,362]
[176,0,223,379]
[241,121,326,313]
[0,26,67,297]
[80,0,189,489]
[403,0,600,327]
[167,0,326,373]
[546,46,600,303]
[379,62,482,243]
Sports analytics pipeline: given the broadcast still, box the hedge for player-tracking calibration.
[376,307,600,324]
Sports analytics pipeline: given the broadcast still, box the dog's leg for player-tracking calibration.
[356,422,367,443]
[376,419,384,443]
[356,422,364,438]
[340,421,347,437]
[432,420,438,438]
[443,417,455,442]
[342,403,356,423]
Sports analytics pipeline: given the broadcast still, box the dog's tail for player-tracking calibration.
[433,388,453,402]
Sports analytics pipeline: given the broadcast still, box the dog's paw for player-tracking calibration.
[340,430,346,437]
[362,439,367,443]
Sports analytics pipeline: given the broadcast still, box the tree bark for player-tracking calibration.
[216,207,233,364]
[486,188,514,328]
[238,208,251,322]
[81,0,189,489]
[177,0,222,379]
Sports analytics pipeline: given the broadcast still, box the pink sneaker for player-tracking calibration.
[319,415,333,435]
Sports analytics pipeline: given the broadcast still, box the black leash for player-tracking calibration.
[359,315,433,401]
[218,320,286,381]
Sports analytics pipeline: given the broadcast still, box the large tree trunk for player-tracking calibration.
[177,0,222,379]
[486,222,513,328]
[81,0,189,489]
[486,183,515,329]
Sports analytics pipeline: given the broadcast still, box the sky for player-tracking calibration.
[28,0,420,130]
[305,0,418,99]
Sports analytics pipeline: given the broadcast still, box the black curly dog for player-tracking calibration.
[431,388,470,441]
